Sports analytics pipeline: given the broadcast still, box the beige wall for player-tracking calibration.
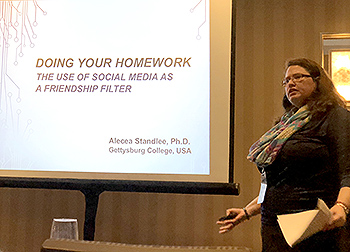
[0,188,85,252]
[1,1,350,252]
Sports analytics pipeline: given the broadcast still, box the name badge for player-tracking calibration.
[257,171,267,204]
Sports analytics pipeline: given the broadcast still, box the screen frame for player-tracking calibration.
[0,0,238,196]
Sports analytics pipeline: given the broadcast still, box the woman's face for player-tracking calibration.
[284,65,317,108]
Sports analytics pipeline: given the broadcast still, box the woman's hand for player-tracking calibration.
[216,196,261,234]
[323,204,347,231]
[216,208,248,234]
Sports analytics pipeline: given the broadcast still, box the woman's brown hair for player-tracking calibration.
[282,58,346,115]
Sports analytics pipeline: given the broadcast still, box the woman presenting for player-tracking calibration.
[217,58,350,251]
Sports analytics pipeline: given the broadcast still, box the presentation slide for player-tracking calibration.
[0,0,232,183]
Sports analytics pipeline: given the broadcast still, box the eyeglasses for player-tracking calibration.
[282,73,312,86]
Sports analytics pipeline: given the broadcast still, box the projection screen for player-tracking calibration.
[0,0,236,193]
